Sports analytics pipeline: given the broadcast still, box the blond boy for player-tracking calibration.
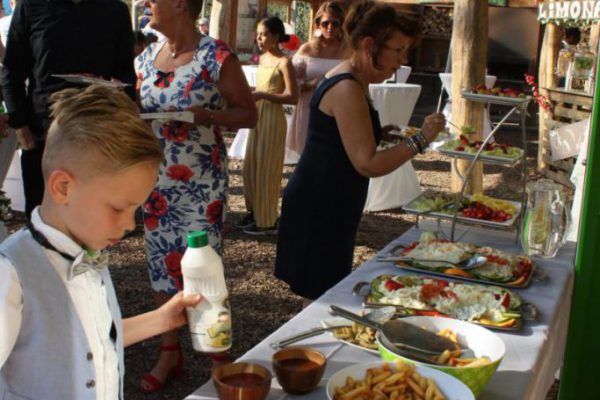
[0,85,201,400]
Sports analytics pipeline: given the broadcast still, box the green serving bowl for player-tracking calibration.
[377,316,505,397]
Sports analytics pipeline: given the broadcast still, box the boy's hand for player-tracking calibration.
[159,292,203,331]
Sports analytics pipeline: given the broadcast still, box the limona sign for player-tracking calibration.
[538,1,600,22]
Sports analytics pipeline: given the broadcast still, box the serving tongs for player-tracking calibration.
[330,305,464,364]
[269,307,396,349]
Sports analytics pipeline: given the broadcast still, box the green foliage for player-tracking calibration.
[293,1,310,43]
[265,1,310,44]
[267,2,288,21]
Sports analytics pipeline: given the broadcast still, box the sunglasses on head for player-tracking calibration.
[320,20,340,28]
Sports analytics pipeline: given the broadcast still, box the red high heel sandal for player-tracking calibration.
[139,344,184,394]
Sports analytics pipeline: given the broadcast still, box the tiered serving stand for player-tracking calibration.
[403,91,532,242]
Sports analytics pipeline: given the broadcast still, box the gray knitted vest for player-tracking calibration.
[0,228,124,400]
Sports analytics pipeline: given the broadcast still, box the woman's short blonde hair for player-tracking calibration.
[42,85,163,180]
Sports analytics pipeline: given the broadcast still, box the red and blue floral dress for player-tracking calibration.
[135,36,232,294]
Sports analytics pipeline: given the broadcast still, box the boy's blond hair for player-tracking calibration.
[42,85,163,179]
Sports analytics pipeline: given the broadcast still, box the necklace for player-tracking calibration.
[168,43,197,59]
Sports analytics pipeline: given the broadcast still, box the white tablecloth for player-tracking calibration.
[232,73,423,212]
[1,150,24,213]
[186,221,575,400]
[364,83,422,212]
[439,73,497,139]
[242,65,258,88]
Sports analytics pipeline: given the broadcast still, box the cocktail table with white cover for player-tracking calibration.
[364,82,422,212]
[185,221,574,400]
[439,73,497,139]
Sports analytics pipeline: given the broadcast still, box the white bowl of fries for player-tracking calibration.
[377,316,505,397]
[326,359,474,400]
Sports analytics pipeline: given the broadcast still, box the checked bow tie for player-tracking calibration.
[70,251,109,279]
[27,221,109,280]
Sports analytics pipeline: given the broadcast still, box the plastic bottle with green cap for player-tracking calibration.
[181,230,232,352]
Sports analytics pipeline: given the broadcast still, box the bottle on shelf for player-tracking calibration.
[556,41,576,81]
[566,42,596,92]
[181,230,232,352]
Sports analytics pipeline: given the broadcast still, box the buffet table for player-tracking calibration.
[186,222,575,400]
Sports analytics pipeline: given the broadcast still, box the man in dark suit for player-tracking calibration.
[1,0,136,218]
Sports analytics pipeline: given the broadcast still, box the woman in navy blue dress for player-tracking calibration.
[275,0,447,308]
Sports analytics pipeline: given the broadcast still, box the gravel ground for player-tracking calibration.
[4,129,559,399]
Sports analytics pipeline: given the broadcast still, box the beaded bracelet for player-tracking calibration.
[406,136,420,155]
[413,131,428,153]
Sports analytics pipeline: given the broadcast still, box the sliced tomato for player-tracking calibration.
[401,241,420,255]
[421,283,442,300]
[415,309,448,317]
[384,279,404,292]
[514,258,532,279]
[486,254,508,265]
[501,293,511,308]
[435,279,449,289]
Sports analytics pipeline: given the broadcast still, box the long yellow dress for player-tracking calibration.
[243,62,287,228]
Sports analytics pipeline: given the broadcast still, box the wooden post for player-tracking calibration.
[209,0,230,42]
[450,0,488,194]
[309,0,320,39]
[229,0,239,49]
[258,0,267,19]
[537,23,561,171]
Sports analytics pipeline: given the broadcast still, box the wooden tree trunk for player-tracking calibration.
[450,0,488,194]
[309,0,320,38]
[209,0,238,48]
[537,23,561,171]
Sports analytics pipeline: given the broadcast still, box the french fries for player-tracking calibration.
[435,328,491,367]
[333,360,447,400]
[333,322,378,350]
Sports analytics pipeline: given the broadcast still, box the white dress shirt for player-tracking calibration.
[0,15,12,48]
[0,208,119,400]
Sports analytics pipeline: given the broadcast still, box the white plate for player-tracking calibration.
[437,146,524,164]
[321,318,378,354]
[139,111,195,123]
[461,91,531,107]
[326,361,475,400]
[402,192,522,228]
[51,74,131,88]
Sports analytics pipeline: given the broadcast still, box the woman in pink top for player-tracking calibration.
[287,1,345,160]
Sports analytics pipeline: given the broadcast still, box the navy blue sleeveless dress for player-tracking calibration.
[275,73,382,300]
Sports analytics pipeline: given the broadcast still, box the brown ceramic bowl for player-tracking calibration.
[212,362,272,400]
[272,347,327,395]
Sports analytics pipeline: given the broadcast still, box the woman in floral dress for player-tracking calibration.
[135,0,256,392]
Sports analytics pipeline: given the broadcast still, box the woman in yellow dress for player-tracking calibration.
[240,17,299,235]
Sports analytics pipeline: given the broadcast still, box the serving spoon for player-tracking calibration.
[376,253,488,271]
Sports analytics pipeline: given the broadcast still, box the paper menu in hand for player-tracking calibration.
[139,112,195,124]
[51,74,131,88]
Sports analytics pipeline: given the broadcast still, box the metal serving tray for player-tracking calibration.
[352,279,538,332]
[402,192,522,228]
